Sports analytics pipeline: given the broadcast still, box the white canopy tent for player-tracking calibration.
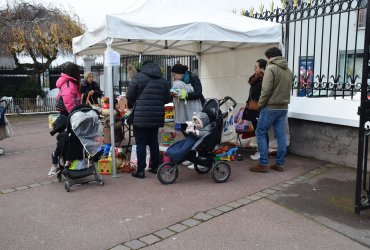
[72,0,281,56]
[72,0,282,176]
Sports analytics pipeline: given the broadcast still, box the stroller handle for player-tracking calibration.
[219,96,237,118]
[0,100,9,110]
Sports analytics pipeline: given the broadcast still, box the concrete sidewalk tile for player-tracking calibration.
[280,183,291,188]
[285,180,297,185]
[110,244,130,250]
[14,186,29,191]
[154,228,175,239]
[262,188,276,194]
[216,205,234,212]
[124,239,146,249]
[51,179,60,183]
[139,234,161,245]
[28,183,41,188]
[254,192,269,198]
[1,188,16,194]
[270,185,284,191]
[40,180,53,185]
[302,173,314,178]
[193,212,213,221]
[226,201,243,208]
[247,195,261,201]
[181,218,200,227]
[291,177,303,182]
[325,163,336,168]
[236,198,253,205]
[169,223,188,233]
[206,209,224,217]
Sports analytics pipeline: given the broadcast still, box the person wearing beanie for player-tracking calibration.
[171,64,202,135]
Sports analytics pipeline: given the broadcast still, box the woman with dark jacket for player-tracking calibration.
[243,59,267,160]
[127,61,171,179]
[181,65,206,106]
[80,71,103,105]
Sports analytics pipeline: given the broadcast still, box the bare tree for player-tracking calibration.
[0,0,85,74]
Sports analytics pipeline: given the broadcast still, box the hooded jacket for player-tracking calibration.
[56,73,81,113]
[258,56,292,109]
[127,62,171,128]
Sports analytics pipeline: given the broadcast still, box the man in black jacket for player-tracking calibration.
[127,61,171,179]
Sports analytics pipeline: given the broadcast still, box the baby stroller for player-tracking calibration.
[157,96,237,184]
[57,104,104,192]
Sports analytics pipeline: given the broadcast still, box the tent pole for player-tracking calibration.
[105,38,117,177]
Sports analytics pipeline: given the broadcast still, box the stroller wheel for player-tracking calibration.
[194,164,211,174]
[212,161,231,183]
[157,162,178,185]
[64,182,71,192]
[0,148,4,155]
[99,180,104,186]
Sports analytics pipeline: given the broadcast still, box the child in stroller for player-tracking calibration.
[157,96,237,184]
[58,104,104,192]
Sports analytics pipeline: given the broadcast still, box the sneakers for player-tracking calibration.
[187,164,195,169]
[250,151,260,161]
[270,164,284,172]
[249,164,269,173]
[182,161,192,166]
[48,165,60,177]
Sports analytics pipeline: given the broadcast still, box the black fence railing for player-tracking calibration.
[247,0,367,99]
[119,55,197,94]
[0,65,84,97]
[1,97,57,114]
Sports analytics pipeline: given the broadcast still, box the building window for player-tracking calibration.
[358,9,366,28]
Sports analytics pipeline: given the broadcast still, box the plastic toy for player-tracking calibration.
[214,146,238,161]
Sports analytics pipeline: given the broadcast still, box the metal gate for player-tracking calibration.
[249,0,369,213]
[119,55,197,94]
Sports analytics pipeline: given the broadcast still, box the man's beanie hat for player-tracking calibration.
[171,64,186,74]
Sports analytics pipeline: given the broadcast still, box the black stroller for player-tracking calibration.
[57,105,104,192]
[157,96,237,184]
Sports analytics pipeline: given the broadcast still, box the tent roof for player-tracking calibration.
[72,0,282,56]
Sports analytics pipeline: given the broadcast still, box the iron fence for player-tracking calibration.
[1,97,57,114]
[248,0,367,99]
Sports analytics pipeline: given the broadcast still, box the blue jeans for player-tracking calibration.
[256,108,288,166]
[133,127,159,172]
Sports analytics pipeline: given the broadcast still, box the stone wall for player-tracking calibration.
[288,118,361,168]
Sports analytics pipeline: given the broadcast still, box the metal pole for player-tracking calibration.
[105,38,118,177]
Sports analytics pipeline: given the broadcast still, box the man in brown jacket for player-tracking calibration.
[250,47,292,173]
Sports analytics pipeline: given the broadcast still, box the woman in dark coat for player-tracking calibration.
[243,59,267,160]
[80,71,103,105]
[126,61,171,178]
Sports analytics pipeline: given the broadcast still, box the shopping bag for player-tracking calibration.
[130,145,150,169]
[234,107,254,133]
[220,108,237,143]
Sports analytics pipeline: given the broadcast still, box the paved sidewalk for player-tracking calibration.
[0,115,369,250]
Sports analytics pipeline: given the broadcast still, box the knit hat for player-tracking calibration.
[171,64,186,74]
[192,112,210,129]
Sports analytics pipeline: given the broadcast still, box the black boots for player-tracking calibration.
[131,171,145,179]
[148,168,158,174]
